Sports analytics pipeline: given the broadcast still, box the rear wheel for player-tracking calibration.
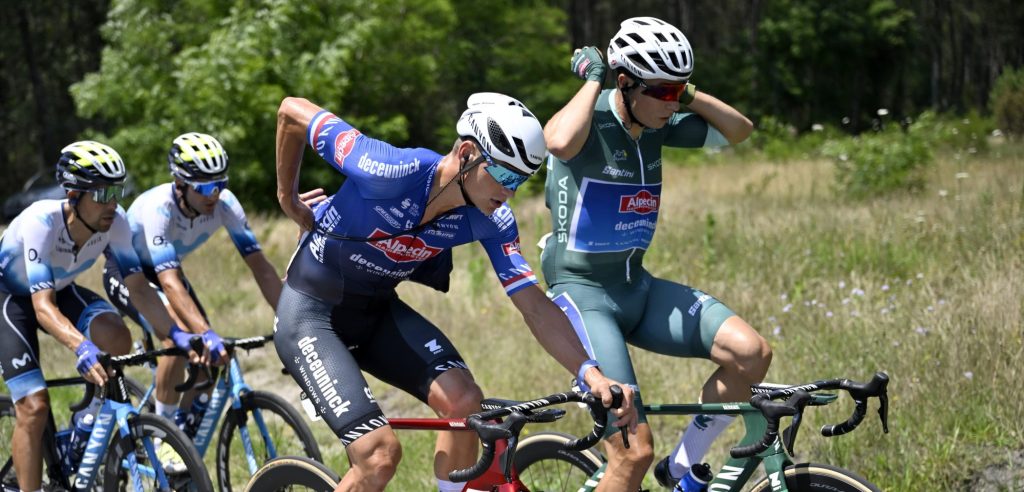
[243,456,339,492]
[216,390,322,492]
[748,462,881,492]
[514,431,604,492]
[102,412,213,491]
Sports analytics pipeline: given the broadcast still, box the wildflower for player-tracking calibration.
[842,298,851,305]
[955,172,969,180]
[850,310,860,317]
[838,280,846,289]
[811,299,818,306]
[881,284,890,292]
[938,189,948,197]
[992,129,1004,137]
[964,371,973,380]
[938,299,947,306]
[768,316,777,323]
[926,305,935,312]
[906,279,913,286]
[782,303,793,313]
[773,326,782,337]
[851,288,865,296]
[877,108,890,117]
[812,123,824,132]
[914,326,928,335]
[826,311,834,318]
[780,293,788,301]
[916,273,924,279]
[892,341,901,347]
[880,308,889,315]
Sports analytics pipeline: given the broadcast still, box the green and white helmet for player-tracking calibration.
[168,132,229,181]
[55,140,127,191]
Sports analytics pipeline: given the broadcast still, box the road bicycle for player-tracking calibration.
[241,387,625,491]
[514,372,890,492]
[129,333,322,492]
[0,345,212,491]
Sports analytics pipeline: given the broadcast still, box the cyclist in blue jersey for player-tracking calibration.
[102,132,281,438]
[0,141,217,492]
[542,17,770,491]
[274,92,636,492]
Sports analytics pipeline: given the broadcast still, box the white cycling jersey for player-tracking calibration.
[125,183,261,273]
[0,200,142,296]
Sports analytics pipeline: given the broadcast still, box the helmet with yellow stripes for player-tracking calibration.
[168,132,229,181]
[55,140,127,191]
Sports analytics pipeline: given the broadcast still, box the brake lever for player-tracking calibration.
[781,390,812,456]
[878,391,890,433]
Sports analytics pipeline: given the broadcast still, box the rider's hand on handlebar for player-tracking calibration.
[169,324,214,365]
[584,369,638,433]
[75,339,108,386]
[201,329,229,365]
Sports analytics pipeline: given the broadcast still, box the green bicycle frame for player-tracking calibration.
[576,394,837,492]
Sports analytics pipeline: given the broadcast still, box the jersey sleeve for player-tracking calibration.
[307,110,433,198]
[216,190,261,258]
[475,205,539,296]
[663,112,724,148]
[22,212,57,293]
[140,199,181,273]
[107,208,143,277]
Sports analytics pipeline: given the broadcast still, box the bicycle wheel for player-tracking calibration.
[748,462,881,492]
[216,390,322,492]
[514,431,604,492]
[124,376,155,413]
[0,395,16,488]
[243,456,338,492]
[102,412,213,491]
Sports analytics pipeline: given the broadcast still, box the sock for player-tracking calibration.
[155,400,179,421]
[669,414,735,478]
[437,478,466,492]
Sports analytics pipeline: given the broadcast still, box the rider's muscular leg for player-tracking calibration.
[597,424,653,491]
[88,313,133,356]
[155,339,187,405]
[704,316,773,403]
[427,369,483,480]
[337,426,402,492]
[12,391,50,491]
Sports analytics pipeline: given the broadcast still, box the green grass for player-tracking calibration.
[3,142,1023,490]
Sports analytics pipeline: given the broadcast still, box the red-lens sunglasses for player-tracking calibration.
[637,80,688,102]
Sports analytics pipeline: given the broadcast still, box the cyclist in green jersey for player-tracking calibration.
[541,17,770,491]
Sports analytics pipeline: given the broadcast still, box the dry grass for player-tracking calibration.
[3,143,1023,490]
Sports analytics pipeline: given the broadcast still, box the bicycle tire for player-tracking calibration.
[102,412,213,491]
[124,376,155,413]
[514,431,605,492]
[0,395,16,488]
[216,390,322,492]
[243,456,339,492]
[748,462,881,492]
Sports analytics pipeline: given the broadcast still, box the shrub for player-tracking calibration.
[823,127,932,199]
[990,66,1024,139]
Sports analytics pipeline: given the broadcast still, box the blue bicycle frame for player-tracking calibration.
[71,398,174,491]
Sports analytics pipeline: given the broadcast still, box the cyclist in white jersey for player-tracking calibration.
[102,132,281,429]
[0,141,215,492]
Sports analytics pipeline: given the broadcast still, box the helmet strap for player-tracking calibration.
[617,74,646,130]
[456,154,486,209]
[174,182,202,218]
[69,195,101,236]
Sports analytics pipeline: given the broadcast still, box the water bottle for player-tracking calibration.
[673,463,712,492]
[69,413,96,470]
[184,393,210,438]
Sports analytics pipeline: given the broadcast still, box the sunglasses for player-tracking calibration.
[475,145,529,191]
[89,185,126,204]
[186,178,228,197]
[637,80,688,102]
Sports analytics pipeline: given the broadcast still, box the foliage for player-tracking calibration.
[990,66,1024,139]
[69,0,570,210]
[823,125,932,199]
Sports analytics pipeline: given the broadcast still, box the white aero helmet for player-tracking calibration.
[55,140,127,190]
[607,17,694,83]
[168,132,229,181]
[455,92,547,175]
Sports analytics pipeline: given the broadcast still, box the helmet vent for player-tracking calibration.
[614,38,629,49]
[627,53,653,72]
[668,51,679,67]
[655,32,667,43]
[627,32,644,44]
[487,118,513,156]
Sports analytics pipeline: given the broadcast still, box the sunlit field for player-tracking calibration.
[3,143,1023,490]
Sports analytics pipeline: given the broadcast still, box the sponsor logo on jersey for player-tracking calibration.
[333,129,361,167]
[598,122,617,130]
[308,233,327,263]
[614,218,657,232]
[619,190,660,215]
[613,149,628,162]
[602,165,635,178]
[319,207,342,231]
[340,416,390,446]
[348,253,416,279]
[357,153,421,179]
[389,206,404,218]
[11,353,31,369]
[374,206,402,229]
[688,294,711,316]
[502,236,521,256]
[555,176,570,243]
[646,159,662,171]
[367,229,442,263]
[424,229,455,239]
[490,205,515,231]
[425,339,443,354]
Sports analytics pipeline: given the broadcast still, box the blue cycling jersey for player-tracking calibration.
[125,183,261,273]
[284,110,537,303]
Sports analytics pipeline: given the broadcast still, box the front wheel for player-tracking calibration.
[243,456,339,492]
[748,462,881,492]
[103,412,213,491]
[514,431,605,492]
[216,390,322,492]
